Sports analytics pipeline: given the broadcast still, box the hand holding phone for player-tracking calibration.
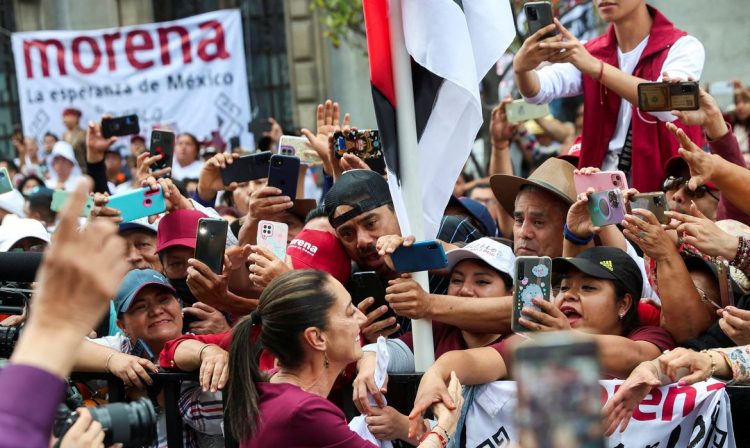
[512,256,552,333]
[348,272,397,329]
[106,186,167,222]
[505,99,550,123]
[194,218,228,274]
[256,220,288,262]
[333,129,382,160]
[390,241,448,273]
[0,168,14,195]
[587,189,625,227]
[51,190,95,217]
[267,155,300,200]
[629,192,669,224]
[101,115,140,138]
[638,81,700,112]
[525,1,558,40]
[221,151,272,185]
[573,170,628,195]
[149,130,175,177]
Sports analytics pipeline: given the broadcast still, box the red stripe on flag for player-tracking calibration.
[363,0,396,106]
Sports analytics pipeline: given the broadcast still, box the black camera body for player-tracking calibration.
[54,384,157,446]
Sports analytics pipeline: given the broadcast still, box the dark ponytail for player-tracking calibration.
[226,269,337,441]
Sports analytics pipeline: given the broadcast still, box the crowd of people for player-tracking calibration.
[2,0,750,447]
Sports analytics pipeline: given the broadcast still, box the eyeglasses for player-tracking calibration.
[662,176,720,201]
[695,287,721,310]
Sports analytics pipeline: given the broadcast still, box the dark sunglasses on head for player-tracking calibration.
[662,176,719,201]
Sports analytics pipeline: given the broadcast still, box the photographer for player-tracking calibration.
[0,179,129,448]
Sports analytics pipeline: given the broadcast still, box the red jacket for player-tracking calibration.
[580,6,704,192]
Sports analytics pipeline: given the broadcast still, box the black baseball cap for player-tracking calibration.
[323,170,392,229]
[552,246,642,299]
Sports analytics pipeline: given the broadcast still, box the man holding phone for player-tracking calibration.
[513,0,705,192]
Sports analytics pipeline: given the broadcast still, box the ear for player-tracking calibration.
[115,319,127,335]
[619,293,634,317]
[302,327,327,353]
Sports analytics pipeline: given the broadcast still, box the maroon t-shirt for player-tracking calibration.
[241,382,375,448]
[399,322,503,359]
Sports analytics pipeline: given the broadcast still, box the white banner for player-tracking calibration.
[461,380,735,448]
[11,10,251,146]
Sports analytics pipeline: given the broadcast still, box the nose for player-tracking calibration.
[457,283,475,298]
[126,244,144,267]
[518,218,535,241]
[354,307,367,326]
[672,185,687,205]
[356,231,376,251]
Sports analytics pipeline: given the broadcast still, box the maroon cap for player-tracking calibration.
[62,108,81,117]
[286,229,352,284]
[156,209,208,253]
[131,135,146,144]
[557,140,582,166]
[664,155,717,190]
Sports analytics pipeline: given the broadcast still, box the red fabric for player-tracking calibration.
[363,0,395,105]
[627,325,675,352]
[637,302,661,327]
[399,322,503,359]
[159,332,231,369]
[579,6,704,192]
[707,130,750,225]
[242,382,375,448]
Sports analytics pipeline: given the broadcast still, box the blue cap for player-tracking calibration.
[118,217,157,235]
[448,196,499,237]
[114,269,175,315]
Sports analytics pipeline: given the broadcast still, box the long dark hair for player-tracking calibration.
[226,269,337,441]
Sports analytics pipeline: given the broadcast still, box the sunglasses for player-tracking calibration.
[662,176,719,201]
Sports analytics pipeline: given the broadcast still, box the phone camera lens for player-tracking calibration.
[526,7,538,20]
[154,134,161,142]
[682,85,694,93]
[599,198,611,217]
[273,158,283,167]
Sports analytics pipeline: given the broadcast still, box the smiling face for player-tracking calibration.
[320,278,366,367]
[553,270,631,335]
[118,285,183,353]
[447,259,511,298]
[334,204,401,275]
[596,0,646,23]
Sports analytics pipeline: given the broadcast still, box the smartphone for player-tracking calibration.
[194,218,228,274]
[267,154,300,201]
[249,117,272,136]
[512,256,552,333]
[525,1,557,40]
[504,99,550,123]
[348,271,397,329]
[220,151,272,185]
[131,338,156,361]
[278,135,323,165]
[573,170,629,195]
[709,81,735,113]
[107,186,167,222]
[257,220,288,261]
[0,168,13,194]
[229,136,241,151]
[630,192,669,224]
[588,189,626,227]
[333,129,383,159]
[101,115,140,138]
[638,81,700,112]
[149,129,175,176]
[390,241,448,273]
[50,190,95,217]
[514,332,604,448]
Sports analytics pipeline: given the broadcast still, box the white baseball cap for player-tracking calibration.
[0,217,51,251]
[0,190,26,218]
[445,237,515,276]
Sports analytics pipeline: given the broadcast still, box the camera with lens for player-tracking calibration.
[607,190,620,208]
[54,383,157,446]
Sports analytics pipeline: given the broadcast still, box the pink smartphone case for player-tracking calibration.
[573,171,628,195]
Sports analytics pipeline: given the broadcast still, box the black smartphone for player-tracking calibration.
[101,115,140,138]
[149,130,175,176]
[220,151,272,185]
[348,272,397,328]
[249,117,272,136]
[638,81,700,112]
[525,1,557,40]
[194,218,228,274]
[229,136,241,151]
[514,332,604,448]
[390,241,448,273]
[512,256,553,333]
[267,154,300,201]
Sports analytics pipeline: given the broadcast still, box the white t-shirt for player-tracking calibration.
[170,160,203,181]
[524,35,705,170]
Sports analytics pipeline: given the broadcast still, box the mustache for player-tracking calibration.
[357,244,378,257]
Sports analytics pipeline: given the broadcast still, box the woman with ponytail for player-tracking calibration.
[224,269,464,447]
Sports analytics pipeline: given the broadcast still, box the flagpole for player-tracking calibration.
[388,0,435,371]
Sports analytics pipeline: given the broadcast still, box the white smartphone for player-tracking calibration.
[278,135,323,166]
[256,220,289,261]
[505,99,550,123]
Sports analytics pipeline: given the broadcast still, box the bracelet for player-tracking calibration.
[105,352,117,373]
[418,430,448,448]
[563,224,595,245]
[701,350,717,380]
[199,344,217,361]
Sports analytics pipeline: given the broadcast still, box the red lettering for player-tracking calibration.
[707,382,725,392]
[662,385,696,421]
[197,20,229,61]
[633,387,662,421]
[158,26,192,65]
[102,32,121,71]
[23,39,65,79]
[125,30,155,69]
[71,36,102,74]
[600,384,610,405]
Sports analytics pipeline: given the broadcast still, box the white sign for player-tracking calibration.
[460,380,735,448]
[11,10,251,146]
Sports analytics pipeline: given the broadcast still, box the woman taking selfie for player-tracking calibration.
[225,269,464,447]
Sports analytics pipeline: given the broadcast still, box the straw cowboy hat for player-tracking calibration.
[490,158,577,216]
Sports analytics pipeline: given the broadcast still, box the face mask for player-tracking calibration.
[169,277,197,307]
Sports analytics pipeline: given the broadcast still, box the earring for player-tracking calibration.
[618,313,624,320]
[323,352,330,369]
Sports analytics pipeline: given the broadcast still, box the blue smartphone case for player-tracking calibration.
[391,241,448,273]
[0,168,13,195]
[107,186,167,222]
[268,154,300,200]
